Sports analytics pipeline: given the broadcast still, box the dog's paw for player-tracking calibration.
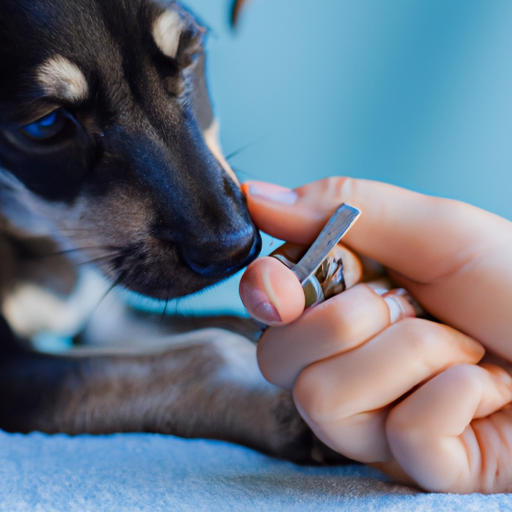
[129,328,351,465]
[203,329,350,464]
[255,388,352,465]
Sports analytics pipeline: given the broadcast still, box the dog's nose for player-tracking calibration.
[183,228,262,279]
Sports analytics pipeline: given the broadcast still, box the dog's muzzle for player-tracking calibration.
[182,227,262,279]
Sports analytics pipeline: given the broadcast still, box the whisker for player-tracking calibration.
[160,293,170,323]
[94,269,127,311]
[78,268,128,335]
[45,245,123,258]
[168,296,184,317]
[231,167,259,180]
[73,253,121,268]
[55,228,97,234]
[225,134,270,161]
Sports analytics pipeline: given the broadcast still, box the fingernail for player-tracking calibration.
[240,273,282,325]
[383,289,416,323]
[253,300,282,325]
[243,181,298,205]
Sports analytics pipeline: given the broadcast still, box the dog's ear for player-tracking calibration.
[230,0,254,28]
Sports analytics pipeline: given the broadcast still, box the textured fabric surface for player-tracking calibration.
[1,431,511,511]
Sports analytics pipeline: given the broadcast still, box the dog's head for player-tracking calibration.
[0,0,261,299]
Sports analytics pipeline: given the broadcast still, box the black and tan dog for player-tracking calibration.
[0,0,331,461]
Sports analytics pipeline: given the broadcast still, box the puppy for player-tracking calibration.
[0,0,329,461]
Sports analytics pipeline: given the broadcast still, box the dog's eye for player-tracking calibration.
[20,109,68,141]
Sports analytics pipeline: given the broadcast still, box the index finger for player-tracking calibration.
[242,178,512,360]
[242,178,512,283]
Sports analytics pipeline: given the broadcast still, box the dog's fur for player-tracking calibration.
[0,0,340,462]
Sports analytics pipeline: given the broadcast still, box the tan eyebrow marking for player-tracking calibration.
[37,55,88,102]
[203,119,240,186]
[152,10,184,59]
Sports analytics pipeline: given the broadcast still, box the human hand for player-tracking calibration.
[239,177,512,493]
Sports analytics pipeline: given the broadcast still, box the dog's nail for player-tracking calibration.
[243,182,298,205]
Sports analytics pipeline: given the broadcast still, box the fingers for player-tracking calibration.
[385,363,512,493]
[239,257,305,325]
[292,319,485,463]
[242,178,512,361]
[242,178,512,283]
[257,284,415,389]
[240,242,363,326]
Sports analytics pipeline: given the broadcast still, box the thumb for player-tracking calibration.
[241,177,510,284]
[242,178,512,360]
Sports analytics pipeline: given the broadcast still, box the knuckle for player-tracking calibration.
[443,363,483,388]
[396,319,482,367]
[328,309,360,344]
[318,176,356,206]
[321,285,385,343]
[397,318,442,353]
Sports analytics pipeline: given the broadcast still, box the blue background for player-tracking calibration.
[145,0,512,315]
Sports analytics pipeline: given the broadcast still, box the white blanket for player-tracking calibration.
[1,430,510,511]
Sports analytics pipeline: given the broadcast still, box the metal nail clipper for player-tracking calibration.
[271,204,361,308]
